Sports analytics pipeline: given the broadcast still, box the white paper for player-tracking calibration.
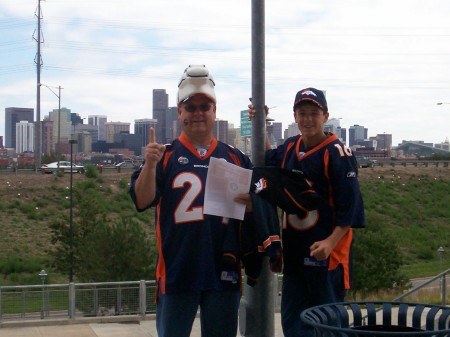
[204,157,252,220]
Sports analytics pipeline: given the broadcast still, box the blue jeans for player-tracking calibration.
[281,265,345,337]
[156,289,241,337]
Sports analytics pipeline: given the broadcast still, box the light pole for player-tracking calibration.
[40,84,63,159]
[69,139,77,282]
[38,269,47,319]
[438,246,445,276]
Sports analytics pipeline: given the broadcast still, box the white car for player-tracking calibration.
[115,162,137,169]
[41,161,85,174]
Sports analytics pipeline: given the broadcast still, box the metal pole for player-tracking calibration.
[38,269,47,319]
[58,86,61,158]
[35,0,42,172]
[242,1,275,336]
[69,140,77,282]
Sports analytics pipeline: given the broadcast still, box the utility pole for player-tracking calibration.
[241,1,276,337]
[57,85,62,156]
[33,0,44,172]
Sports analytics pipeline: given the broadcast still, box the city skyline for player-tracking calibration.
[3,102,448,151]
[1,0,450,146]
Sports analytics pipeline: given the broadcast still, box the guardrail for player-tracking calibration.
[375,160,449,168]
[0,166,137,175]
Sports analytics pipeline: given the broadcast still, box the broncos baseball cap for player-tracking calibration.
[177,65,216,104]
[293,87,328,112]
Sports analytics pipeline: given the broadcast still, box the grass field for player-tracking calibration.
[0,166,449,285]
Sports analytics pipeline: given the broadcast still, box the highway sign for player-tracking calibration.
[240,110,252,137]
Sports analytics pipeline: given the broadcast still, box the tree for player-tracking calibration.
[49,180,156,282]
[350,228,409,299]
[77,216,155,282]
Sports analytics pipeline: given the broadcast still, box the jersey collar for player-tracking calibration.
[179,132,218,160]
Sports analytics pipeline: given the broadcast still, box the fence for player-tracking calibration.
[0,280,156,322]
[1,271,448,324]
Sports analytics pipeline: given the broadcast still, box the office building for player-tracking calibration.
[5,107,34,149]
[284,123,301,139]
[165,107,179,143]
[88,115,107,141]
[49,107,72,152]
[349,125,368,147]
[41,118,53,155]
[267,122,283,147]
[153,89,169,143]
[336,127,347,145]
[324,118,341,133]
[105,122,130,143]
[134,119,157,148]
[214,119,228,143]
[15,121,34,153]
[374,133,392,151]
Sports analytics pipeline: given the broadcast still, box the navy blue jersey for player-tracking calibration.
[131,133,252,294]
[266,132,365,288]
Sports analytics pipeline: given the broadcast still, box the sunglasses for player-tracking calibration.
[183,102,213,113]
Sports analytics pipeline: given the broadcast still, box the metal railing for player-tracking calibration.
[0,280,156,322]
[0,270,448,324]
[393,268,449,306]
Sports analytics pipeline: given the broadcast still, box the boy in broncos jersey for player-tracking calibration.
[130,65,253,337]
[249,88,365,337]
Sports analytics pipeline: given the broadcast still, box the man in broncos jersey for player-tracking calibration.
[130,65,252,337]
[249,88,365,337]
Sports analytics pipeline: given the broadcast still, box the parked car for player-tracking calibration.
[355,156,372,168]
[115,162,137,169]
[41,161,85,174]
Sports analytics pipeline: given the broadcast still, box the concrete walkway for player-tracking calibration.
[0,314,284,337]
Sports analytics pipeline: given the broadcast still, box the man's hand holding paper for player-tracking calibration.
[204,157,252,220]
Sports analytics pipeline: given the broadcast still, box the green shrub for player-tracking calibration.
[84,164,98,179]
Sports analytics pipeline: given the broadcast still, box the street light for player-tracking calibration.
[69,139,77,282]
[438,246,445,274]
[38,269,47,319]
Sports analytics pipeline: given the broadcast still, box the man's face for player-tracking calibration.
[178,94,216,138]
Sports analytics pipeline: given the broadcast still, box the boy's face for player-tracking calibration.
[294,103,329,139]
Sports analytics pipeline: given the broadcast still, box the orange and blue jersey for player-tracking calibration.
[130,133,252,295]
[266,132,365,289]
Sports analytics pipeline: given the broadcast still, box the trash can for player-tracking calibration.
[300,301,450,336]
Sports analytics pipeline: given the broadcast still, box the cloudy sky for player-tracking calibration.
[1,0,450,146]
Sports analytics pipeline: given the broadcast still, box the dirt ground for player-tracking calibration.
[356,165,450,181]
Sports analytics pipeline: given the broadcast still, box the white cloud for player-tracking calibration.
[1,0,449,147]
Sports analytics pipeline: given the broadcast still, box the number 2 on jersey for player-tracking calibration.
[173,172,204,223]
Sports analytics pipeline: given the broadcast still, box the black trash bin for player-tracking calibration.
[300,301,450,336]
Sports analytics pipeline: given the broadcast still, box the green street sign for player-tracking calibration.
[240,110,252,137]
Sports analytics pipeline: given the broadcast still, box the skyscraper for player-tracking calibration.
[153,89,168,143]
[88,115,107,141]
[134,119,157,148]
[105,122,130,143]
[15,121,34,153]
[5,107,34,149]
[214,119,229,143]
[165,107,179,143]
[49,107,72,152]
[349,124,368,147]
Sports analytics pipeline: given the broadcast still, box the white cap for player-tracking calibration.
[177,65,216,104]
